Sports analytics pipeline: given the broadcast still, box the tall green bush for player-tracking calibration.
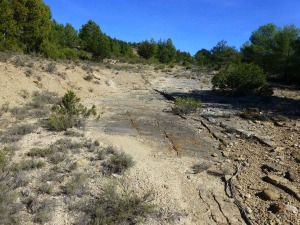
[48,90,96,131]
[212,63,271,94]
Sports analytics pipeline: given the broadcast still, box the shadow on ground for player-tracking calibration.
[167,90,300,119]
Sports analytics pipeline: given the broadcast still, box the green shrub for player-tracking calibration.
[47,90,96,131]
[91,183,154,225]
[47,114,75,131]
[212,63,271,94]
[172,97,202,115]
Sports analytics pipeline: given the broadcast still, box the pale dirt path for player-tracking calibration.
[87,132,243,225]
[85,72,245,224]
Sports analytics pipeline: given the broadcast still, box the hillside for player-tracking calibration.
[0,53,299,225]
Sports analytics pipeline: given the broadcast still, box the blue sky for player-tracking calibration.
[44,0,300,55]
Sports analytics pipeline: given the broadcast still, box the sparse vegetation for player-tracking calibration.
[27,147,54,158]
[64,173,88,196]
[91,183,154,225]
[172,97,202,115]
[1,123,37,143]
[25,68,33,77]
[64,129,84,137]
[29,91,59,109]
[11,159,45,172]
[45,62,57,73]
[102,151,134,175]
[39,183,53,194]
[0,183,19,224]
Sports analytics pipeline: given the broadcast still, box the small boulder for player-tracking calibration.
[245,207,253,214]
[286,170,298,182]
[222,151,230,157]
[212,153,218,157]
[261,189,280,201]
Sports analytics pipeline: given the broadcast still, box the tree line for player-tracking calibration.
[194,24,300,85]
[0,0,134,60]
[0,0,299,85]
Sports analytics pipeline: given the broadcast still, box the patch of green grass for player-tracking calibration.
[172,97,202,115]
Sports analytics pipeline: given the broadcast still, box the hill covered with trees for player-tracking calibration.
[0,0,299,85]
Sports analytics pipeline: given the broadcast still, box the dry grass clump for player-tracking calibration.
[44,62,57,73]
[102,151,134,175]
[27,147,54,158]
[29,91,59,109]
[64,173,89,196]
[11,159,45,172]
[0,123,37,143]
[0,183,20,224]
[0,52,13,62]
[64,129,84,137]
[38,183,53,194]
[24,197,54,223]
[82,64,93,72]
[8,91,59,121]
[90,183,154,225]
[9,106,29,120]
